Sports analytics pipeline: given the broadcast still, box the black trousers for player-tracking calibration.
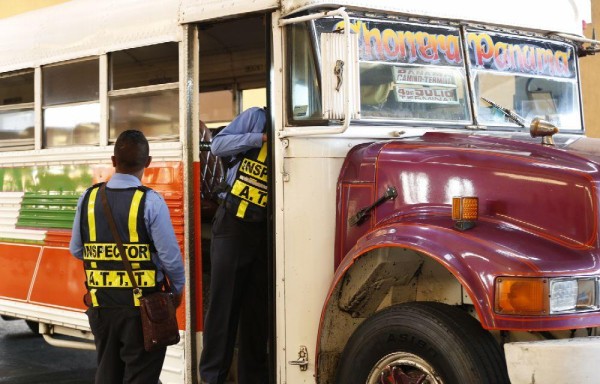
[199,205,268,384]
[86,306,166,384]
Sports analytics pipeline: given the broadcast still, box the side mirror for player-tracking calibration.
[320,31,360,121]
[530,117,559,146]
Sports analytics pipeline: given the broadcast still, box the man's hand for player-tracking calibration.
[262,133,267,142]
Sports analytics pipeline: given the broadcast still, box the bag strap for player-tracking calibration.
[99,183,141,295]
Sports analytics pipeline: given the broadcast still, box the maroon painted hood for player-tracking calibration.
[562,136,600,161]
[337,132,600,268]
[333,132,600,330]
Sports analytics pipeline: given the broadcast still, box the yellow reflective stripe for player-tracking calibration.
[231,180,268,207]
[128,190,144,242]
[133,290,142,306]
[83,243,151,261]
[86,270,156,288]
[90,289,99,307]
[239,158,268,182]
[257,142,267,162]
[87,187,99,241]
[236,200,249,219]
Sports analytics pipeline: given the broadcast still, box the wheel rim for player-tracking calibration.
[366,352,443,384]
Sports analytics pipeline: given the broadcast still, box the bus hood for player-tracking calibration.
[380,132,600,248]
[562,136,600,160]
[337,132,600,265]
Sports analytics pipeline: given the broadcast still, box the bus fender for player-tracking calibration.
[315,220,554,383]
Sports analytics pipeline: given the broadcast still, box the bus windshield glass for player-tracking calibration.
[290,16,583,131]
[314,18,471,124]
[467,29,581,131]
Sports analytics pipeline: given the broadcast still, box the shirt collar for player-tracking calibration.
[106,173,142,189]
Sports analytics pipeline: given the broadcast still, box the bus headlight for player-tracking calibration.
[550,278,597,313]
[549,279,578,312]
[495,277,598,315]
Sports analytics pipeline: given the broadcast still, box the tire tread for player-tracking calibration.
[335,302,509,384]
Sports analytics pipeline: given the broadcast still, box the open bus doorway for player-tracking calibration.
[197,14,272,384]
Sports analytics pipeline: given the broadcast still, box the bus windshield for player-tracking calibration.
[288,15,583,132]
[468,29,581,131]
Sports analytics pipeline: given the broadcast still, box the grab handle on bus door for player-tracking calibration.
[334,60,344,92]
[288,345,309,371]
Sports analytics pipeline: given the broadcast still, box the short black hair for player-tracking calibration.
[114,130,149,173]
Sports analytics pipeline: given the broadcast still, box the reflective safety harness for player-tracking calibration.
[80,183,158,307]
[224,142,268,221]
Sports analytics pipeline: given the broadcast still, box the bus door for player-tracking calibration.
[197,14,273,383]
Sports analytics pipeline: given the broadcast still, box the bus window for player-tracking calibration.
[109,43,179,142]
[43,59,100,147]
[199,90,235,128]
[0,70,34,151]
[287,22,322,122]
[242,88,267,111]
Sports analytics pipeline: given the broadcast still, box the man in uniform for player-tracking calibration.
[70,129,185,384]
[199,107,269,384]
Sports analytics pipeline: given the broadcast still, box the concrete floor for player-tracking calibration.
[0,316,96,384]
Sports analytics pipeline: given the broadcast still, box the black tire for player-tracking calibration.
[335,302,509,384]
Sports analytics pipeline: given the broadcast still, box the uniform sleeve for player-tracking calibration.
[211,107,265,157]
[69,193,86,260]
[145,191,186,294]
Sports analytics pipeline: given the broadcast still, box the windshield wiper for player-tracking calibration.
[481,97,526,128]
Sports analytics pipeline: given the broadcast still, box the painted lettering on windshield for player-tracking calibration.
[333,20,463,66]
[467,31,574,78]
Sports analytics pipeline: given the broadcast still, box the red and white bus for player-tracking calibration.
[1,0,600,383]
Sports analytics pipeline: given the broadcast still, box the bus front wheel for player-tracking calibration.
[334,302,509,384]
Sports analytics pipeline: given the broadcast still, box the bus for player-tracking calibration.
[0,0,599,383]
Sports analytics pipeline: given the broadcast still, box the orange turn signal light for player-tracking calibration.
[495,277,549,315]
[452,196,478,230]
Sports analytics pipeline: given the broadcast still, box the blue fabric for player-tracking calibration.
[211,107,266,197]
[69,173,185,294]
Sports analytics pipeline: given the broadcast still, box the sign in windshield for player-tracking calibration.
[315,19,470,121]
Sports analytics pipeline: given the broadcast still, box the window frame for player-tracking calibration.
[285,20,327,126]
[107,43,180,143]
[0,41,184,151]
[41,57,101,148]
[0,69,36,151]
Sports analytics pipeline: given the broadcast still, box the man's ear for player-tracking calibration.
[145,156,152,168]
[111,155,117,168]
